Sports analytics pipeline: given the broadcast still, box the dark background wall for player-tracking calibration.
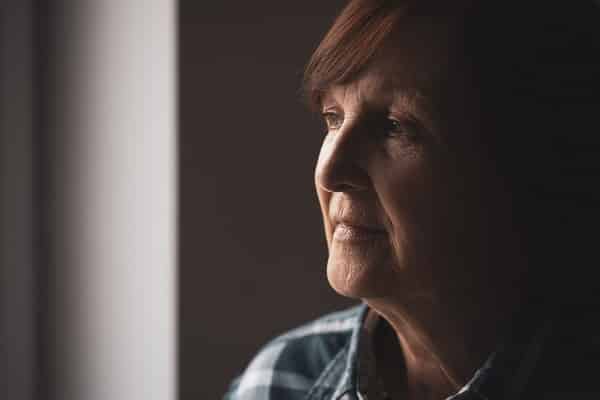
[179,2,352,399]
[1,2,35,399]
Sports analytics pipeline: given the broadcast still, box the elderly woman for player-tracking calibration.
[224,1,600,399]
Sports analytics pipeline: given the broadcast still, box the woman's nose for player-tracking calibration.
[315,126,370,193]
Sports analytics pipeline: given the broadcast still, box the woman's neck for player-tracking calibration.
[366,288,523,399]
[372,317,458,400]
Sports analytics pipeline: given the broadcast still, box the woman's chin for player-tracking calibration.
[326,245,395,299]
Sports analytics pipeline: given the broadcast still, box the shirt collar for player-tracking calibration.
[326,302,553,400]
[455,310,553,400]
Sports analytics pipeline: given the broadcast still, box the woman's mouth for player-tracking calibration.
[332,223,387,242]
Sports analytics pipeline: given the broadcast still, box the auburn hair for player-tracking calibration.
[302,0,469,110]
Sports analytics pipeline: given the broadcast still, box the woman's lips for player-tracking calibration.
[332,223,387,242]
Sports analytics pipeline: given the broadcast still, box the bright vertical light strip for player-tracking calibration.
[46,1,176,399]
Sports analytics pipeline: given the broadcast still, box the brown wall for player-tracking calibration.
[179,2,353,399]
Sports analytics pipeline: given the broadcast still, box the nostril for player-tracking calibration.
[316,161,370,193]
[332,182,359,193]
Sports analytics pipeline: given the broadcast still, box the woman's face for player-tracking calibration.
[315,17,520,303]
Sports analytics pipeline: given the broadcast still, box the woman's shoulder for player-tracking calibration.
[224,303,366,400]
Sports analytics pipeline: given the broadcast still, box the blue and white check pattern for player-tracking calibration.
[224,303,552,400]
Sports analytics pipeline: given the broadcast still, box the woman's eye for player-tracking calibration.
[384,118,419,141]
[322,112,343,131]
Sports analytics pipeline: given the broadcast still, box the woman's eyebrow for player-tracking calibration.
[388,90,420,114]
[319,82,429,119]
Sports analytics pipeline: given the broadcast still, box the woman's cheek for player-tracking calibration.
[374,155,439,254]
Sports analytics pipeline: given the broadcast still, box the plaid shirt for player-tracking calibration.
[223,303,560,400]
